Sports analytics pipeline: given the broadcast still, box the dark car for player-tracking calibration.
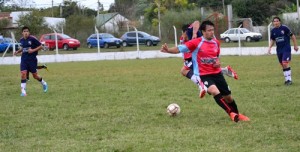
[0,37,20,53]
[120,31,160,47]
[39,33,80,50]
[86,33,122,48]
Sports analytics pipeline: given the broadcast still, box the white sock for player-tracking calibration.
[283,70,292,81]
[21,83,26,93]
[40,79,47,85]
[221,67,228,75]
[190,75,199,85]
[287,70,292,81]
[283,71,288,81]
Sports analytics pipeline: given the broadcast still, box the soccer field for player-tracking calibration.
[0,55,300,151]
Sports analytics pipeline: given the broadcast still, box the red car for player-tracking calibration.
[40,33,80,50]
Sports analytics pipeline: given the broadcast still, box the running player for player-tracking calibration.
[179,22,239,98]
[14,26,48,96]
[161,20,249,122]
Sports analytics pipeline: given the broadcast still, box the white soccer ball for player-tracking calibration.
[167,103,181,116]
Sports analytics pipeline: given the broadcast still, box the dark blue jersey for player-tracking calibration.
[186,25,202,40]
[271,25,292,53]
[20,35,41,61]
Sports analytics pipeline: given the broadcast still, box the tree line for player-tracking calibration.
[0,0,299,43]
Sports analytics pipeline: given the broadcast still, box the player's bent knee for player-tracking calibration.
[207,85,220,96]
[20,71,27,78]
[282,62,289,68]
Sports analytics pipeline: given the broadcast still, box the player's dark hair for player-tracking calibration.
[200,20,214,31]
[273,16,281,22]
[181,24,190,32]
[22,26,30,32]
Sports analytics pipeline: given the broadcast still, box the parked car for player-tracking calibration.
[86,33,122,48]
[0,36,20,53]
[39,33,80,50]
[220,28,262,43]
[120,31,160,47]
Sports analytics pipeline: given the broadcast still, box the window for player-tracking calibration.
[138,33,143,38]
[127,33,136,37]
[50,35,56,40]
[43,35,51,40]
[228,29,235,34]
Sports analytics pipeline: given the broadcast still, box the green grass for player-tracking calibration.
[1,55,300,151]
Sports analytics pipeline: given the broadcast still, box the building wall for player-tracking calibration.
[100,14,129,33]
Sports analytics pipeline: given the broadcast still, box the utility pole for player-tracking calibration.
[97,0,100,15]
[297,0,300,20]
[155,0,161,39]
[60,4,63,17]
[222,0,226,16]
[51,0,54,17]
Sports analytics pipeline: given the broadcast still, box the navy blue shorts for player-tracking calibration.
[20,58,38,73]
[277,50,291,63]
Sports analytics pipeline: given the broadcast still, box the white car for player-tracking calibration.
[220,28,262,43]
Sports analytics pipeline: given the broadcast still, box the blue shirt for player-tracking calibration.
[270,25,292,53]
[20,36,41,61]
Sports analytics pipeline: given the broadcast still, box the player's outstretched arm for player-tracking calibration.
[160,43,180,54]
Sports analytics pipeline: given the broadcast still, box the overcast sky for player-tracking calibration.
[30,0,114,10]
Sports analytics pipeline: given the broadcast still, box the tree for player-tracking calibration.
[232,0,270,25]
[62,1,81,18]
[8,0,35,7]
[111,0,138,19]
[231,0,297,25]
[16,11,48,35]
[65,14,95,40]
[190,0,232,11]
[0,18,10,34]
[160,9,202,41]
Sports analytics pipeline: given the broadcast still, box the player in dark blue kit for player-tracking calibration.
[14,26,48,96]
[268,17,298,85]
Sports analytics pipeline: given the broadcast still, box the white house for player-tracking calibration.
[8,11,65,30]
[10,11,31,27]
[95,13,130,33]
[43,17,66,31]
[283,7,300,22]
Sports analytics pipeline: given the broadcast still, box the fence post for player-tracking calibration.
[238,24,242,56]
[173,26,177,47]
[95,26,100,54]
[133,27,140,58]
[53,30,59,55]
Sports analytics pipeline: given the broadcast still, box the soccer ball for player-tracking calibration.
[167,103,180,116]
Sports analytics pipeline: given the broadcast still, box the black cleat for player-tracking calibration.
[284,80,292,86]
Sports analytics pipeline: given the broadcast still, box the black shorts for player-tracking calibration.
[200,72,231,96]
